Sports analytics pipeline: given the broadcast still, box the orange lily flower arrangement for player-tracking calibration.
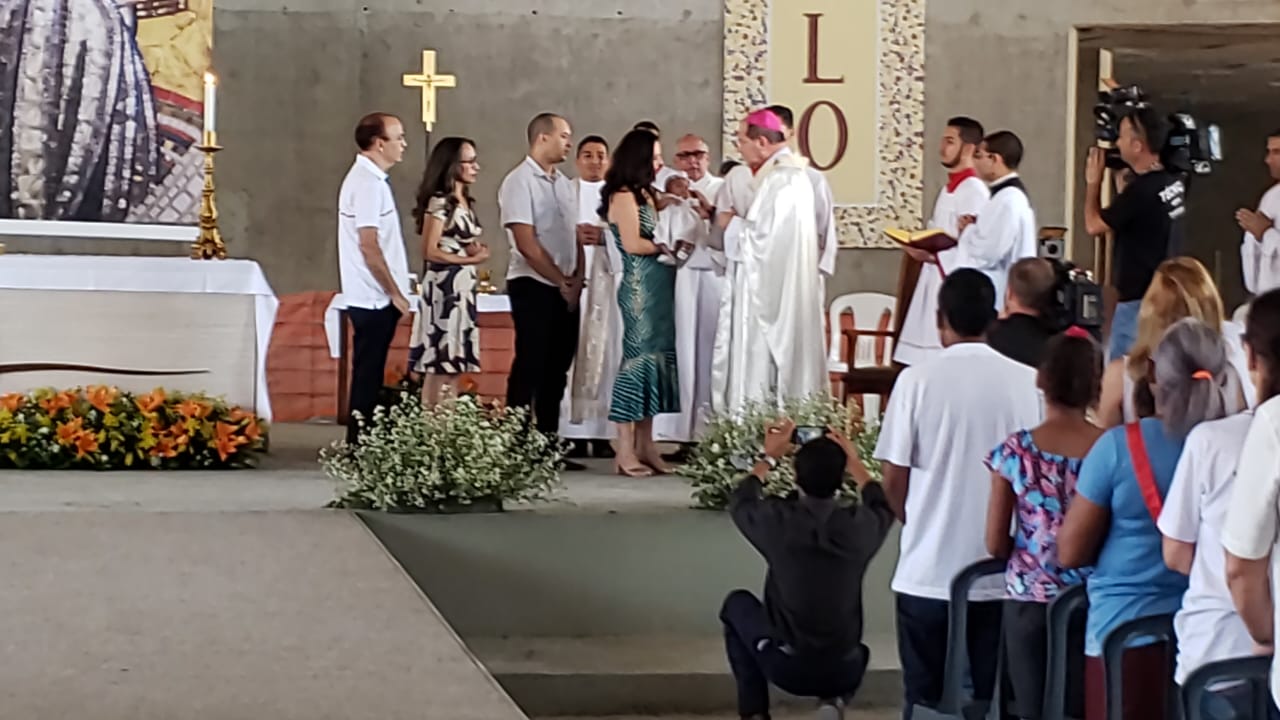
[0,386,268,470]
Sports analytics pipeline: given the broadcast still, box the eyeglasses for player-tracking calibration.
[460,158,479,166]
[675,151,709,159]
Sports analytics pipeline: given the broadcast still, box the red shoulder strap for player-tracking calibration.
[1124,422,1163,523]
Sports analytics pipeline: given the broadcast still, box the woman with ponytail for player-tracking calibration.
[1060,318,1245,720]
[984,326,1104,719]
[1221,288,1280,719]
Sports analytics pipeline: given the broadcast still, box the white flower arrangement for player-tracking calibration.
[322,392,562,512]
[680,394,882,510]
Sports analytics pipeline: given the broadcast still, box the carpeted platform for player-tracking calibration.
[0,510,526,720]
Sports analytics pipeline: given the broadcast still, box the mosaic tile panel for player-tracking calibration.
[722,0,925,249]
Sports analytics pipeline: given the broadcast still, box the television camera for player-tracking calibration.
[1093,84,1223,177]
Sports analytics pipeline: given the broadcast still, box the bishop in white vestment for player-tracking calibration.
[711,111,828,413]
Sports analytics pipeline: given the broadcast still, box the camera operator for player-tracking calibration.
[1084,106,1187,360]
[721,418,894,720]
[987,257,1059,369]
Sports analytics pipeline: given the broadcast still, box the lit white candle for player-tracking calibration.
[203,72,217,135]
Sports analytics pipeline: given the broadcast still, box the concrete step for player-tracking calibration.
[471,635,902,717]
[538,713,899,720]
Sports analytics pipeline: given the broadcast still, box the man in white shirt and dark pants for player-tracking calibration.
[1237,130,1280,296]
[874,269,1042,718]
[337,112,411,445]
[499,113,586,465]
[955,131,1039,311]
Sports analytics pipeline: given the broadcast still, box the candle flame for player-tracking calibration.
[204,72,217,86]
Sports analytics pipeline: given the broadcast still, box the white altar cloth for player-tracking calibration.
[0,255,278,420]
[324,292,511,359]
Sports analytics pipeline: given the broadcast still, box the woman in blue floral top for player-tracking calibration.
[984,328,1103,720]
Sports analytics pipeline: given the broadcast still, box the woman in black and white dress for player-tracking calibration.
[412,137,489,405]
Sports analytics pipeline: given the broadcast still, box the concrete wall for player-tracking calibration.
[923,1,1280,270]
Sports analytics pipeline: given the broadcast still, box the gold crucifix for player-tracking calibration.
[402,50,456,132]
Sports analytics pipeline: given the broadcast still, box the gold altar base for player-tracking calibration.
[191,130,228,260]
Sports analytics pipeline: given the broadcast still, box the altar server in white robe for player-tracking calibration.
[1237,130,1280,296]
[953,131,1038,312]
[559,136,619,457]
[894,117,990,366]
[654,135,725,446]
[710,110,828,413]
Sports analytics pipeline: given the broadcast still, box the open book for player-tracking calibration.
[883,227,957,255]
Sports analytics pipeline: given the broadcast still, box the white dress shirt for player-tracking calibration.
[499,156,578,285]
[337,154,410,309]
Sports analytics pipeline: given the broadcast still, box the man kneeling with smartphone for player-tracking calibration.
[721,418,896,720]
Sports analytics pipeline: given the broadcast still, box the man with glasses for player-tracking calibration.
[656,135,725,458]
[337,112,412,444]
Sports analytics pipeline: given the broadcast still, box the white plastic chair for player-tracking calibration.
[827,293,896,417]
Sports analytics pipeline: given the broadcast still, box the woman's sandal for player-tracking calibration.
[615,461,654,478]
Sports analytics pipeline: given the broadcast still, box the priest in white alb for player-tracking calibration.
[559,136,619,459]
[894,117,990,366]
[710,109,828,413]
[654,135,725,450]
[953,130,1038,311]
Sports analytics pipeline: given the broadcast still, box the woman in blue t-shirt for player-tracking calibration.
[1059,318,1245,720]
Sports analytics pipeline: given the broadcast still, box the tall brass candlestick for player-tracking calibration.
[191,129,228,260]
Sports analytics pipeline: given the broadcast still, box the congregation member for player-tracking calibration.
[710,109,828,414]
[723,418,893,720]
[1059,319,1244,720]
[1083,107,1187,360]
[1222,289,1280,719]
[338,112,412,445]
[874,269,1042,719]
[1158,301,1274,718]
[987,257,1059,369]
[984,327,1102,720]
[500,113,585,468]
[1096,257,1251,428]
[561,135,618,460]
[410,137,488,406]
[894,116,990,366]
[1237,130,1280,296]
[977,326,1100,717]
[655,134,724,455]
[602,129,679,477]
[953,130,1038,310]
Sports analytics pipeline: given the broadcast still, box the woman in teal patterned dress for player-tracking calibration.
[601,129,679,477]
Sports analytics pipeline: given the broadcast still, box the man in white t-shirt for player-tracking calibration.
[1222,290,1280,714]
[1237,130,1280,296]
[499,113,585,468]
[337,112,411,444]
[874,268,1042,717]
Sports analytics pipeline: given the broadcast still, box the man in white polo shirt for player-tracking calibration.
[337,112,411,445]
[874,268,1042,718]
[499,113,585,468]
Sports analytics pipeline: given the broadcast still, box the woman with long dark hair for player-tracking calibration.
[411,137,489,405]
[601,129,679,476]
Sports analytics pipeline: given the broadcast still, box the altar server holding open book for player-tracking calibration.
[894,117,989,366]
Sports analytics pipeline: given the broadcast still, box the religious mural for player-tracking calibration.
[723,0,925,248]
[0,0,212,226]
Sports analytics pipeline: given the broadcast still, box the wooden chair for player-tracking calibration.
[827,292,896,417]
[839,253,922,409]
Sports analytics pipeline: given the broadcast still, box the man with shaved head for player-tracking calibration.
[654,134,725,455]
[500,112,585,469]
[988,256,1059,368]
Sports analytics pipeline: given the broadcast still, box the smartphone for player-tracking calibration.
[792,426,825,445]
